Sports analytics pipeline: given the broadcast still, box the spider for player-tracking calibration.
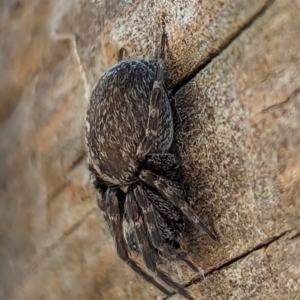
[85,29,217,300]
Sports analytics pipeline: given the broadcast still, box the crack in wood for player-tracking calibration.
[202,230,290,277]
[26,207,97,277]
[164,230,291,299]
[67,151,86,173]
[47,151,87,205]
[288,231,300,241]
[260,88,300,114]
[13,207,97,291]
[171,0,276,95]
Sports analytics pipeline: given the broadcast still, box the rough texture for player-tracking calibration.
[168,0,300,297]
[171,231,300,300]
[0,0,299,300]
[97,0,273,86]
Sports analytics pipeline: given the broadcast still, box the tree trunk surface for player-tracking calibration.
[0,1,299,300]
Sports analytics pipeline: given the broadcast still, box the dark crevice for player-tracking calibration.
[200,230,289,278]
[164,230,290,299]
[288,231,300,241]
[67,151,87,172]
[171,0,276,96]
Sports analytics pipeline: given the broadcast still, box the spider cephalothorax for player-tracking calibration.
[86,31,216,300]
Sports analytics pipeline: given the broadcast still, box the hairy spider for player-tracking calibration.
[85,30,217,300]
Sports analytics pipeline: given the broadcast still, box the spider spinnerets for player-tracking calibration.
[85,30,216,300]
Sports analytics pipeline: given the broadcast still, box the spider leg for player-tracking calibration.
[154,208,183,242]
[144,153,181,180]
[105,187,173,297]
[136,32,166,161]
[154,211,201,269]
[134,185,199,273]
[139,170,218,241]
[118,47,128,62]
[144,186,182,222]
[125,190,195,300]
[89,170,113,233]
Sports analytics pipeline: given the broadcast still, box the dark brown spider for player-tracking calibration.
[85,30,217,300]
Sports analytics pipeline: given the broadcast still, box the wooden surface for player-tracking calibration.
[0,0,299,300]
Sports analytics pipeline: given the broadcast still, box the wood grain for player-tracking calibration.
[0,0,299,299]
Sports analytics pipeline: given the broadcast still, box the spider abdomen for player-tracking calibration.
[86,60,173,185]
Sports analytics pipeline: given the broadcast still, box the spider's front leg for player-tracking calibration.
[136,31,166,161]
[104,187,173,297]
[139,170,218,241]
[124,189,195,300]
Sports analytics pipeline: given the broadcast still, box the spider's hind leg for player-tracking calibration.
[139,170,218,241]
[134,185,200,274]
[105,187,173,297]
[125,189,195,300]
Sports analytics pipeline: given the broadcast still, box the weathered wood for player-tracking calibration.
[172,231,300,300]
[169,0,300,297]
[0,0,299,300]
